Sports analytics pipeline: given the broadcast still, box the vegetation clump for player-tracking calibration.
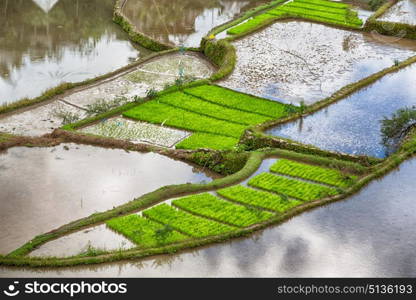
[381,106,416,153]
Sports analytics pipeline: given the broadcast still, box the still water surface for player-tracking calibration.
[0,0,151,104]
[1,158,415,277]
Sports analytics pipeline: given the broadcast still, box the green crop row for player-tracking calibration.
[227,0,362,36]
[106,214,188,248]
[283,2,349,16]
[267,10,362,29]
[293,0,349,9]
[248,172,339,201]
[143,204,236,238]
[217,185,303,213]
[175,132,239,150]
[184,85,297,118]
[123,101,246,138]
[157,92,271,126]
[269,6,362,26]
[172,193,273,227]
[227,14,278,35]
[270,159,358,188]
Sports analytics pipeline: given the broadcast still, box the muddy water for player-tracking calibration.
[0,144,219,254]
[380,0,416,25]
[29,225,136,258]
[2,158,416,277]
[266,64,416,158]
[220,21,416,105]
[0,0,151,105]
[122,0,269,47]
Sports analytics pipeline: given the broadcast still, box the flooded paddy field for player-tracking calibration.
[2,158,415,277]
[219,21,416,105]
[122,0,269,47]
[266,64,416,158]
[0,143,218,254]
[0,0,151,105]
[379,0,416,25]
[0,52,214,137]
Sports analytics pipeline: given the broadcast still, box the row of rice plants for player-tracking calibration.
[106,214,189,247]
[269,6,362,26]
[123,101,246,138]
[175,132,239,150]
[184,85,297,118]
[143,203,236,237]
[172,193,273,227]
[282,2,349,16]
[294,0,349,9]
[157,92,271,126]
[227,13,279,35]
[248,172,340,201]
[217,185,303,213]
[269,159,358,188]
[227,0,362,35]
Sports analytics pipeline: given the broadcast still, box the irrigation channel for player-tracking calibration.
[1,0,416,277]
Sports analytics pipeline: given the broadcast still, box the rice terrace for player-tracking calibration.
[0,0,416,277]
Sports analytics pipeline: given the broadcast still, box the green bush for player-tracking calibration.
[218,185,303,212]
[173,193,273,227]
[248,172,339,201]
[106,214,188,247]
[143,204,236,237]
[270,159,358,188]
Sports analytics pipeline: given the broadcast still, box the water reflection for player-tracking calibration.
[380,0,416,25]
[122,0,269,47]
[2,158,415,277]
[0,143,219,254]
[266,64,416,158]
[0,0,151,104]
[220,21,416,105]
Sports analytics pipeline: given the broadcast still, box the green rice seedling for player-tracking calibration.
[143,204,236,238]
[106,214,188,247]
[270,159,358,188]
[85,97,130,116]
[175,132,239,150]
[269,6,362,26]
[248,172,339,201]
[123,101,246,138]
[157,92,272,126]
[184,85,297,118]
[294,0,349,9]
[284,2,348,15]
[217,185,303,213]
[172,193,273,227]
[227,14,278,35]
